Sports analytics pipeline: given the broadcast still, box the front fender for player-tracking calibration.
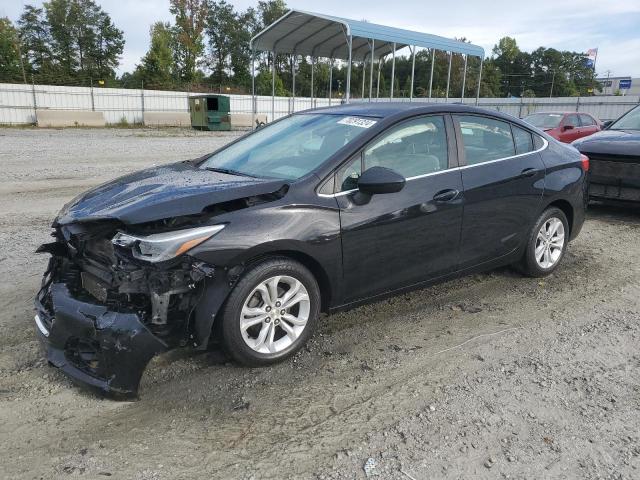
[188,203,342,349]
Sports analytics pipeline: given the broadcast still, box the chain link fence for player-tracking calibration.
[0,82,638,126]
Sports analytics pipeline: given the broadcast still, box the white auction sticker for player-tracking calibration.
[337,116,378,129]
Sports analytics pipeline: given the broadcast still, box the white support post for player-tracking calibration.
[376,57,382,99]
[429,49,435,99]
[476,57,484,106]
[369,40,375,101]
[390,42,396,99]
[445,52,452,101]
[329,58,333,106]
[361,60,366,99]
[410,46,416,101]
[291,55,296,113]
[461,54,468,100]
[346,35,353,103]
[311,56,315,108]
[251,48,255,128]
[271,51,276,122]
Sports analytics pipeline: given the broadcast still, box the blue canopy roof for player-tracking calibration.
[251,10,484,61]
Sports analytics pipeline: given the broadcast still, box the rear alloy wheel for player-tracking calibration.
[519,207,569,277]
[535,217,565,269]
[220,258,320,366]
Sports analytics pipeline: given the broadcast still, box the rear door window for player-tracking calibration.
[456,115,515,165]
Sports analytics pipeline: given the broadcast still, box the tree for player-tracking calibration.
[170,0,208,83]
[257,0,287,27]
[205,0,237,86]
[0,17,24,83]
[254,0,287,77]
[17,6,51,77]
[45,0,78,79]
[229,7,259,88]
[92,8,125,79]
[136,22,175,89]
[16,0,124,84]
[479,58,502,97]
[255,68,285,96]
[489,36,598,97]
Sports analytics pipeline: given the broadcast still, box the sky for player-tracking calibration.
[2,0,639,78]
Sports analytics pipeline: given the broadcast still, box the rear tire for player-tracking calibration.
[220,257,320,367]
[519,207,569,277]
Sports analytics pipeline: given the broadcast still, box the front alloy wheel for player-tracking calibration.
[220,258,320,366]
[240,275,310,354]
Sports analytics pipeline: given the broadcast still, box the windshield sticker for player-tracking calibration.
[337,116,378,129]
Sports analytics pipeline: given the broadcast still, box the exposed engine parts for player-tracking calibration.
[39,222,217,345]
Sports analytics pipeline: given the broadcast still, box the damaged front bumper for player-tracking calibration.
[35,281,168,398]
[33,219,235,398]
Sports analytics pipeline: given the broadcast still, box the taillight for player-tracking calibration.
[580,154,589,172]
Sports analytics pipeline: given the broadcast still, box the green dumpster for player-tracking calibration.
[188,94,231,131]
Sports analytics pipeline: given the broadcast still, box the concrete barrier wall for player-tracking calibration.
[36,109,105,127]
[143,112,191,127]
[230,113,268,128]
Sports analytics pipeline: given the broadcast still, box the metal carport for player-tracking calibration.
[250,10,485,124]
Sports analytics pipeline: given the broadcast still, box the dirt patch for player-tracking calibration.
[0,128,638,479]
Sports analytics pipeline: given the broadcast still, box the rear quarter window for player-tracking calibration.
[512,125,534,155]
[533,134,545,149]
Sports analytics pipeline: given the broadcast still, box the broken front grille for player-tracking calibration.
[589,154,640,200]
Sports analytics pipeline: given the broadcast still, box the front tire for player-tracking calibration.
[220,257,320,366]
[519,207,569,277]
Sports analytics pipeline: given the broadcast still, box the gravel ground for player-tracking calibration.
[0,127,638,480]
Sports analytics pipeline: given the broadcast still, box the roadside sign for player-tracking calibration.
[619,79,632,89]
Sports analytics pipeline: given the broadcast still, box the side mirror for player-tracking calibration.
[357,166,406,195]
[603,120,613,128]
[562,125,574,131]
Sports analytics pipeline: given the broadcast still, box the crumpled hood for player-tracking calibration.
[55,162,288,225]
[572,129,640,157]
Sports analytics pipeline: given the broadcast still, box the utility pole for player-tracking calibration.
[549,70,556,98]
[603,70,612,95]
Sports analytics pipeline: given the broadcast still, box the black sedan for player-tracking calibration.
[573,105,640,203]
[34,103,588,397]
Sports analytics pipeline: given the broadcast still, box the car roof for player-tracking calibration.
[299,102,527,124]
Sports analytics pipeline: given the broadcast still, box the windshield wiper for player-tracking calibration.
[204,167,257,178]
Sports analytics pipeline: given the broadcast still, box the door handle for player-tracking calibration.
[433,189,460,202]
[520,168,540,178]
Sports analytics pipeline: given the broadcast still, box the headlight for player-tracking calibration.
[112,225,225,263]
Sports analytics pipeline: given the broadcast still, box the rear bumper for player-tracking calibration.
[34,281,168,398]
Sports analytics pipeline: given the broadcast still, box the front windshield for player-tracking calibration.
[609,106,640,130]
[199,113,378,179]
[523,113,563,129]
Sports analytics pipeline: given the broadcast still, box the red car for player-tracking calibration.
[523,112,602,143]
